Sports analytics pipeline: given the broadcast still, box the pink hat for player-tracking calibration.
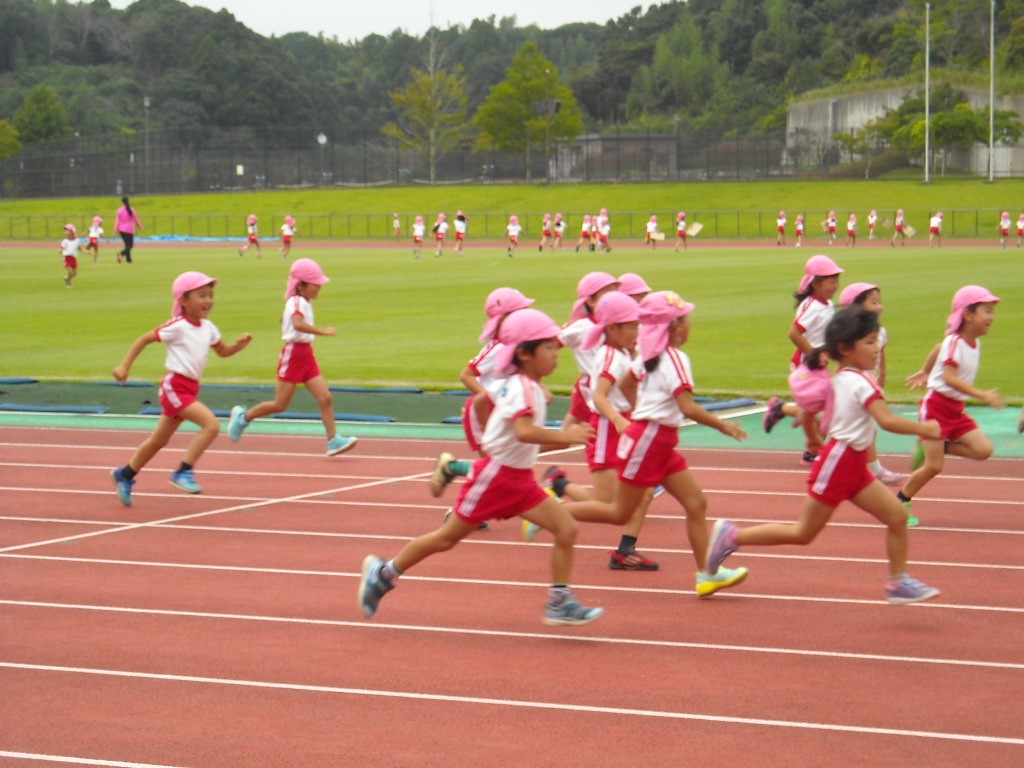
[849,213,857,223]
[479,287,535,342]
[649,215,657,223]
[582,292,641,350]
[438,212,446,222]
[839,282,878,307]
[456,210,464,217]
[617,272,651,297]
[284,215,296,227]
[415,215,423,225]
[678,211,686,220]
[870,209,877,216]
[798,255,844,294]
[510,215,519,225]
[570,271,619,321]
[946,285,999,334]
[583,214,591,224]
[599,208,608,217]
[172,271,216,317]
[64,223,77,237]
[638,291,695,362]
[796,214,804,222]
[554,212,563,222]
[92,216,102,226]
[898,209,904,216]
[495,308,562,376]
[780,210,786,217]
[543,213,551,221]
[285,258,329,298]
[247,214,258,225]
[937,211,943,218]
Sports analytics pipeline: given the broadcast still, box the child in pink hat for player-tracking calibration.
[360,308,606,627]
[228,259,358,457]
[675,211,688,252]
[891,208,907,247]
[617,272,652,301]
[644,215,659,249]
[279,214,297,259]
[776,210,787,246]
[538,213,553,251]
[453,210,468,253]
[575,214,591,252]
[825,210,838,243]
[928,211,943,248]
[794,214,805,248]
[432,212,448,257]
[846,213,857,247]
[86,216,104,264]
[111,272,252,505]
[59,224,80,288]
[430,287,535,500]
[238,214,261,257]
[506,215,522,257]
[899,285,1003,526]
[411,215,425,259]
[552,212,565,250]
[867,209,878,240]
[764,255,843,466]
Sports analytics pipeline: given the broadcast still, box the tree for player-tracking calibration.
[0,119,21,158]
[12,85,72,143]
[381,35,470,183]
[473,41,585,181]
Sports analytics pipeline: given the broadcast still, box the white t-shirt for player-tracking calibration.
[827,367,883,451]
[88,226,103,239]
[435,221,449,236]
[930,215,942,230]
[554,221,565,234]
[61,238,81,257]
[927,333,980,401]
[281,224,296,237]
[467,340,506,389]
[247,223,258,236]
[631,347,694,428]
[155,316,222,381]
[792,297,834,365]
[507,224,522,239]
[412,223,425,238]
[1017,215,1024,229]
[646,221,658,235]
[481,373,547,469]
[455,218,467,235]
[282,295,316,344]
[588,345,637,413]
[776,216,786,229]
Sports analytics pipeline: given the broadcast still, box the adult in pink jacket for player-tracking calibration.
[115,196,143,263]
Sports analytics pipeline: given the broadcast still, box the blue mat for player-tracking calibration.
[704,397,756,411]
[443,390,473,397]
[1,403,109,414]
[0,378,38,385]
[273,411,395,423]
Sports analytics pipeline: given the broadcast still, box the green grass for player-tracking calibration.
[4,240,1022,403]
[3,178,1024,240]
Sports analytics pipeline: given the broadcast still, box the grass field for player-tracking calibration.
[3,238,1021,403]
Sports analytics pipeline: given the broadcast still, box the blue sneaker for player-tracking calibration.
[358,555,394,618]
[886,574,940,605]
[521,519,541,542]
[653,485,666,499]
[696,566,748,597]
[544,590,604,626]
[169,469,202,494]
[228,405,248,442]
[111,467,135,507]
[707,519,739,575]
[327,435,357,456]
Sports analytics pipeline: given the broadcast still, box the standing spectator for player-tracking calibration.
[115,196,143,264]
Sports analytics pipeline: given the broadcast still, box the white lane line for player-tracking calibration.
[0,751,187,767]
[2,661,1021,745]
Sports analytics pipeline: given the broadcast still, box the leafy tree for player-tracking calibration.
[0,118,21,158]
[382,37,471,183]
[473,41,585,180]
[12,85,71,142]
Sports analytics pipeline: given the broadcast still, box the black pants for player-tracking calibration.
[119,231,135,263]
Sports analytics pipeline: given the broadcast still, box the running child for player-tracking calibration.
[897,286,1003,526]
[432,212,448,257]
[86,216,103,264]
[279,215,297,259]
[1017,212,1024,247]
[645,215,659,248]
[538,213,553,251]
[575,214,591,252]
[675,211,688,251]
[392,212,401,242]
[59,224,80,289]
[846,213,857,247]
[794,214,805,248]
[359,308,605,626]
[411,215,425,259]
[111,272,252,505]
[506,214,522,257]
[868,209,878,240]
[776,210,787,245]
[597,210,611,253]
[453,210,468,254]
[891,209,908,247]
[825,210,838,244]
[238,214,261,257]
[227,259,358,457]
[552,213,565,250]
[928,211,943,248]
[999,211,1011,248]
[706,306,943,605]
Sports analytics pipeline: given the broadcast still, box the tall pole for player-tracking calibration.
[924,3,931,184]
[544,68,552,186]
[988,0,995,182]
[143,96,150,193]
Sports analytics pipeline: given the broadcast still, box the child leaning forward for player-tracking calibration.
[359,309,605,626]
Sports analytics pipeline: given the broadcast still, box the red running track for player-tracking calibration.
[0,425,1022,767]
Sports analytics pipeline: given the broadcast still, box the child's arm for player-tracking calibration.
[867,399,941,439]
[113,330,158,383]
[877,347,887,388]
[514,415,594,451]
[676,390,748,441]
[292,315,336,337]
[939,365,1005,409]
[787,324,813,354]
[905,343,940,389]
[458,366,486,396]
[592,376,629,434]
[214,333,253,358]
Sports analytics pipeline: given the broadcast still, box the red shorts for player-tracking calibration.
[88,238,98,247]
[929,227,940,235]
[277,342,321,383]
[828,226,837,234]
[796,227,804,236]
[777,225,785,234]
[568,380,593,422]
[63,256,78,269]
[455,232,465,241]
[1017,227,1024,237]
[618,421,687,488]
[248,233,258,244]
[454,458,549,524]
[895,224,904,233]
[919,390,978,442]
[461,393,493,453]
[508,235,518,245]
[282,235,292,245]
[413,236,422,244]
[543,228,552,237]
[586,413,628,472]
[1000,228,1009,237]
[159,372,200,419]
[435,233,445,242]
[847,229,856,238]
[599,234,609,245]
[807,440,875,508]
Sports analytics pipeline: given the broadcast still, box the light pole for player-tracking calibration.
[317,132,327,186]
[544,69,551,185]
[924,3,931,184]
[143,96,150,193]
[988,0,995,183]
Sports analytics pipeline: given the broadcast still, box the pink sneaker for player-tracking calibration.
[874,466,905,486]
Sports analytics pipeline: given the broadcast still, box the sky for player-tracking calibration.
[107,1,644,42]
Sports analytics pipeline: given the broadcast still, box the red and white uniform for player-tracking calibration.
[586,344,638,470]
[280,222,295,244]
[154,315,222,418]
[88,224,103,247]
[617,347,693,487]
[776,214,786,234]
[247,223,259,244]
[60,236,80,268]
[790,296,834,368]
[277,295,321,383]
[454,217,467,241]
[453,373,549,524]
[461,340,507,451]
[846,216,857,238]
[412,222,425,244]
[826,214,837,235]
[807,367,882,507]
[434,220,449,242]
[894,213,905,233]
[795,219,805,236]
[868,212,878,233]
[507,222,522,244]
[929,215,942,235]
[1017,214,1024,237]
[999,214,1011,237]
[597,216,610,245]
[559,318,599,421]
[918,333,982,441]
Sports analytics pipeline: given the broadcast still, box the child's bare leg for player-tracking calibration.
[900,438,945,498]
[304,375,338,439]
[801,410,823,454]
[662,469,709,568]
[179,402,221,465]
[127,415,180,471]
[563,497,624,525]
[736,496,834,547]
[622,488,654,538]
[393,512,478,573]
[946,429,993,461]
[851,481,908,577]
[245,381,298,421]
[522,496,580,584]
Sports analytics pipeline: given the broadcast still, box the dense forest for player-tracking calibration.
[1,0,1023,153]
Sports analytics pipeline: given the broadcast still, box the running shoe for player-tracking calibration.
[874,466,905,486]
[762,396,784,433]
[800,451,818,467]
[542,465,568,495]
[326,435,357,456]
[608,550,660,571]
[544,591,604,626]
[169,469,202,494]
[885,574,940,605]
[227,405,248,442]
[910,441,926,471]
[111,467,135,507]
[707,519,739,575]
[522,519,541,542]
[653,485,666,499]
[429,452,455,498]
[358,555,394,618]
[695,566,749,597]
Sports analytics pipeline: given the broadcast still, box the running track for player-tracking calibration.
[1,425,1021,767]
